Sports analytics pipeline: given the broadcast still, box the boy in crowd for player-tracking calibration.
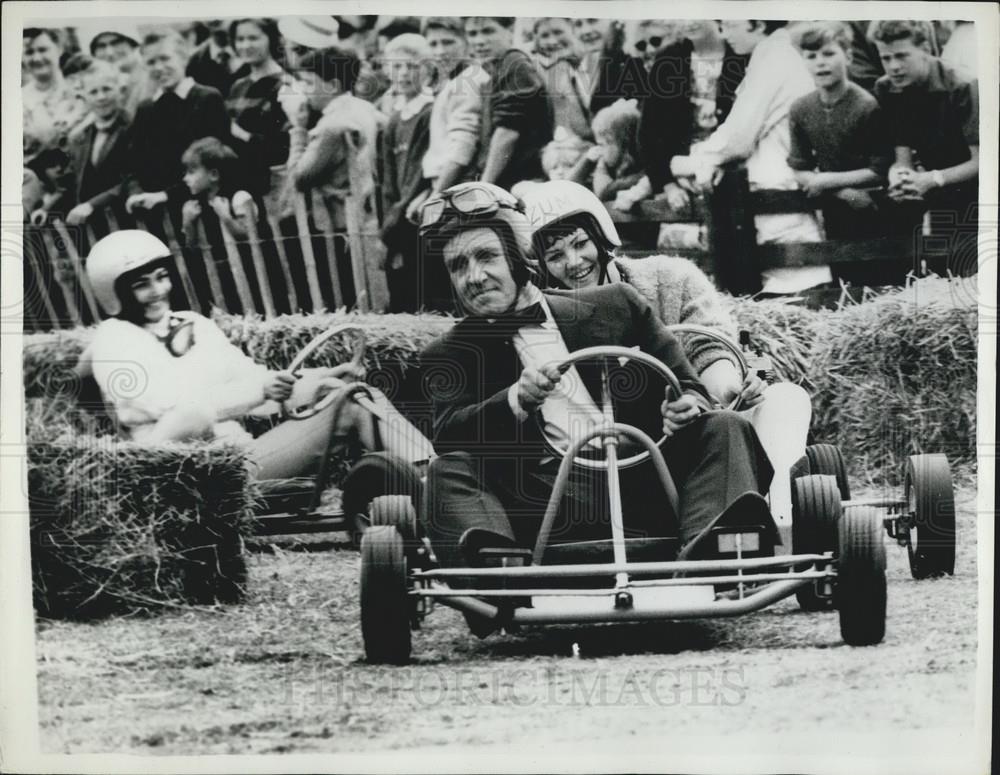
[180,137,257,243]
[788,22,892,241]
[378,33,436,312]
[869,19,979,268]
[125,30,231,215]
[414,17,488,202]
[671,20,825,295]
[465,16,554,189]
[61,60,132,226]
[288,45,384,308]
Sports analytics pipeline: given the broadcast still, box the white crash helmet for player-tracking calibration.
[86,230,173,316]
[520,180,622,252]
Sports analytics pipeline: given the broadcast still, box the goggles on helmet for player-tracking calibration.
[420,183,525,233]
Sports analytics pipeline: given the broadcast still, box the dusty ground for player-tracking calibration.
[35,484,982,763]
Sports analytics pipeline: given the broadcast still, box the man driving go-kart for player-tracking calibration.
[416,182,777,634]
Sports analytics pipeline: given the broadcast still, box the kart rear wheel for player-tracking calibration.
[805,444,851,501]
[904,454,956,578]
[792,474,842,611]
[836,506,887,646]
[360,525,412,664]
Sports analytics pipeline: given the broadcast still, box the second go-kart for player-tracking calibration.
[358,333,925,664]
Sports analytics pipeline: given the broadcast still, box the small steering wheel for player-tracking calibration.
[283,323,367,421]
[542,345,682,470]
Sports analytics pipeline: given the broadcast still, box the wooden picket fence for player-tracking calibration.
[23,189,390,331]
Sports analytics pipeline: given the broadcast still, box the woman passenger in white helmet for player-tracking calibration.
[519,180,811,523]
[82,230,432,480]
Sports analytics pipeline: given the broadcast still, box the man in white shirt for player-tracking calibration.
[416,183,776,623]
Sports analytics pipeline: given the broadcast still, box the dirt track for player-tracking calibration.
[35,485,982,765]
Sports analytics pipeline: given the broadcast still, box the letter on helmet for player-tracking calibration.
[86,230,173,316]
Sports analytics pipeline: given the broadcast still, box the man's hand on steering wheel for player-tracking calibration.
[264,370,296,401]
[661,392,702,437]
[517,364,562,411]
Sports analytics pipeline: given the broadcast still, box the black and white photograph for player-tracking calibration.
[0,1,995,772]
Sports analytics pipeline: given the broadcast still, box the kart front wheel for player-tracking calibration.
[805,444,851,501]
[836,506,887,646]
[360,525,412,664]
[904,454,956,579]
[792,474,842,611]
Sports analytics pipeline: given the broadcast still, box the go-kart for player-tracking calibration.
[359,330,953,664]
[251,323,427,541]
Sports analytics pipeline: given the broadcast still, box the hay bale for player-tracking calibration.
[28,402,260,619]
[809,279,977,483]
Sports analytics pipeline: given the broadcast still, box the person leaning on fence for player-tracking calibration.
[180,138,258,243]
[124,29,232,217]
[520,179,810,524]
[283,45,384,307]
[869,20,980,274]
[637,20,746,229]
[79,230,434,480]
[787,22,896,286]
[378,33,437,313]
[225,18,291,198]
[670,20,826,296]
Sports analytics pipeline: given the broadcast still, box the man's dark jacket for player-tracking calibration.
[420,283,713,459]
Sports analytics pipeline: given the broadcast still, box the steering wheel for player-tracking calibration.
[541,345,682,470]
[666,324,749,379]
[283,323,367,421]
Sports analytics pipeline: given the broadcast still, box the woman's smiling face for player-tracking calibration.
[128,266,173,323]
[542,226,602,289]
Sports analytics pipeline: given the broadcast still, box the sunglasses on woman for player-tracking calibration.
[634,36,664,53]
[419,183,525,232]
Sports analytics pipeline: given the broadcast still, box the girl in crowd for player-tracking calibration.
[82,230,433,480]
[520,180,811,523]
[226,18,291,198]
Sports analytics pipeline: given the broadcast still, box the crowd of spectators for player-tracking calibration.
[22,16,980,314]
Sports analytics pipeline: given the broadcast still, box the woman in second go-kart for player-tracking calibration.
[81,230,433,480]
[518,180,811,523]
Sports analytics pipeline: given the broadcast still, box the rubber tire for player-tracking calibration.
[369,493,419,547]
[836,506,887,646]
[360,525,412,664]
[805,444,851,501]
[342,452,423,546]
[792,474,842,611]
[905,454,956,578]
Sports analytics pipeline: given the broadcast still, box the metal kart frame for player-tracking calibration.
[248,323,426,538]
[412,343,831,624]
[409,422,835,626]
